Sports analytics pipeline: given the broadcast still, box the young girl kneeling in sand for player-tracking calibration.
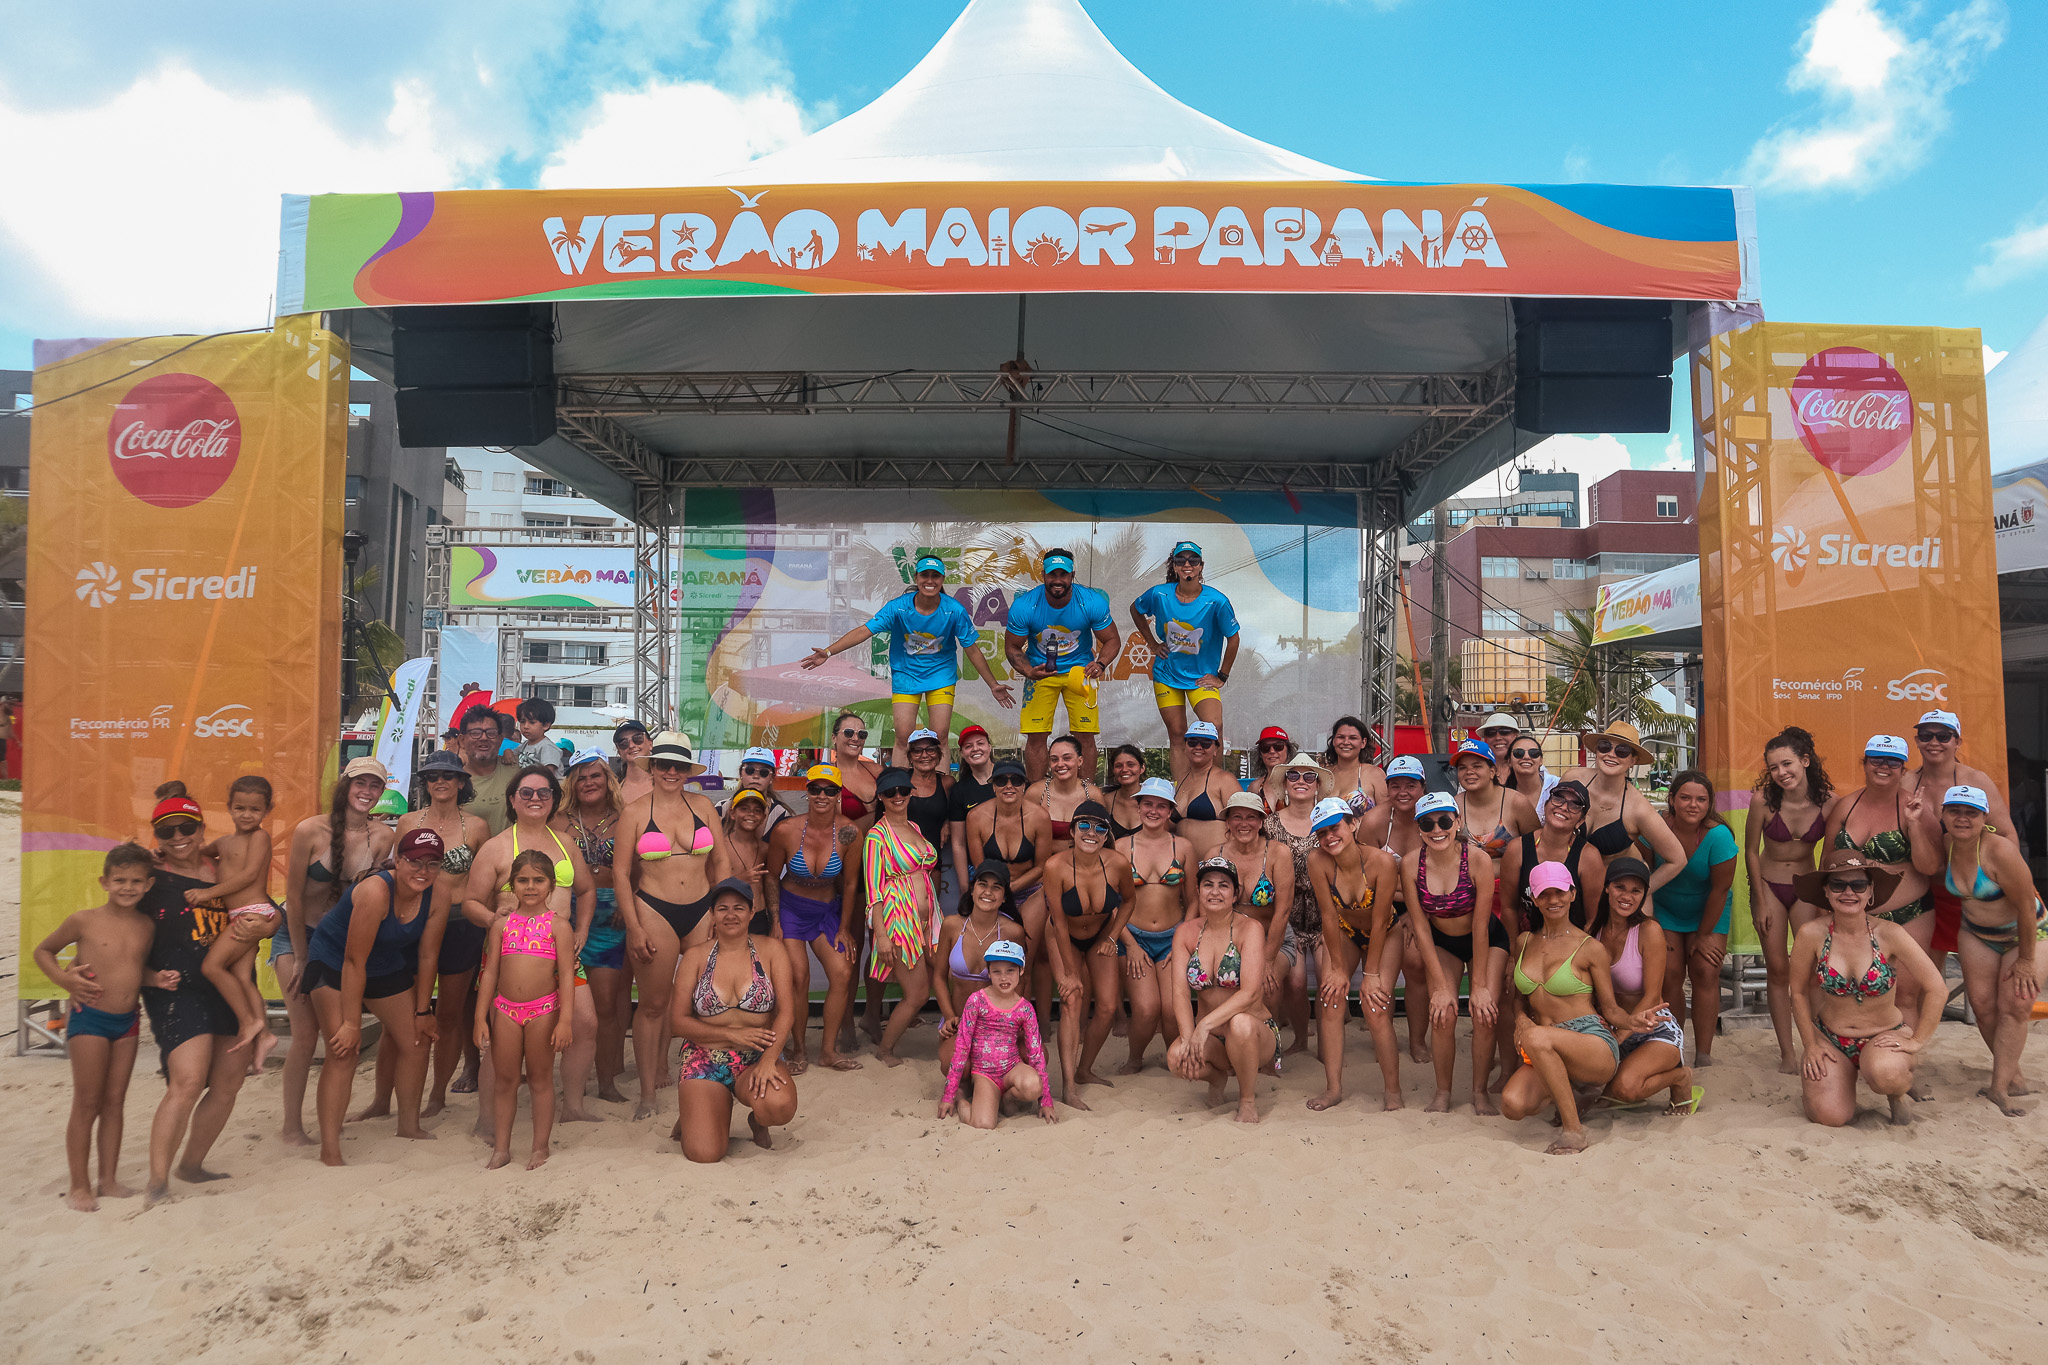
[197,776,280,1066]
[475,849,576,1169]
[937,938,1057,1128]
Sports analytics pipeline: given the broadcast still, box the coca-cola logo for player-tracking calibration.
[107,373,241,508]
[1789,346,1913,478]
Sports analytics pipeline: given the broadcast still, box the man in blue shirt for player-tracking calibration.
[1003,548,1121,782]
[1129,540,1240,766]
[803,554,1015,767]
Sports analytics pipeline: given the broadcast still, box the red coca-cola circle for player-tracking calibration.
[106,373,242,508]
[1788,346,1913,478]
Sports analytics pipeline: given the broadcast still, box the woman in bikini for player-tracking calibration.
[1250,725,1298,810]
[1501,731,1558,817]
[1171,719,1239,858]
[278,759,395,1147]
[1323,715,1388,816]
[672,879,799,1161]
[1040,805,1134,1108]
[721,789,778,930]
[1262,754,1329,1057]
[866,767,942,1068]
[1103,743,1150,841]
[1496,778,1605,1088]
[1362,755,1431,1060]
[1167,858,1279,1123]
[613,732,727,1120]
[826,712,884,1035]
[474,849,577,1169]
[1649,771,1738,1069]
[1593,856,1695,1113]
[1402,791,1507,1114]
[1912,785,2044,1115]
[1453,739,1538,869]
[934,861,1029,1071]
[1743,726,1833,1074]
[1566,722,1686,894]
[1025,734,1106,860]
[902,728,954,902]
[554,751,631,1114]
[1789,849,1946,1127]
[1215,791,1296,1047]
[1500,861,1644,1155]
[1305,799,1401,1112]
[400,752,490,1119]
[1822,736,1942,1092]
[1118,777,1195,1072]
[766,763,862,1073]
[964,757,1052,967]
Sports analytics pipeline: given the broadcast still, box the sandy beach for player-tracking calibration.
[3,801,2045,1363]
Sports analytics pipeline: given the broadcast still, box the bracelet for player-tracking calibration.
[415,1008,434,1017]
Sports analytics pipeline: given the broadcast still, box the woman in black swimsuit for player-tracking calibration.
[1563,723,1684,895]
[903,728,954,901]
[277,760,394,1147]
[1042,801,1135,1107]
[1499,780,1606,934]
[964,757,1052,964]
[1743,727,1833,1074]
[1171,719,1239,858]
[401,753,492,1118]
[1103,743,1149,841]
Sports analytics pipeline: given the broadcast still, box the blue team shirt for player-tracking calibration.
[865,593,979,693]
[1005,584,1113,670]
[1132,583,1239,689]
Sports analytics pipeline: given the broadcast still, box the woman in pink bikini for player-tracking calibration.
[672,879,799,1161]
[1593,856,1696,1113]
[1743,727,1832,1074]
[474,850,576,1170]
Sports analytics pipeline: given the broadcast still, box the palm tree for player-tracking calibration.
[1542,608,1692,756]
[347,567,408,710]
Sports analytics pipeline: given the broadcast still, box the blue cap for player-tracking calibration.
[1310,797,1354,831]
[1386,755,1425,781]
[1042,553,1074,574]
[983,938,1027,967]
[906,728,942,747]
[740,746,777,769]
[1942,784,1989,812]
[1184,720,1220,743]
[913,554,946,576]
[1137,777,1178,808]
[1171,541,1203,560]
[1865,734,1909,761]
[1455,739,1497,763]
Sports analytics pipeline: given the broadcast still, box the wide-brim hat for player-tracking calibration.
[1581,722,1649,767]
[1275,753,1336,800]
[649,731,707,775]
[1792,849,1902,909]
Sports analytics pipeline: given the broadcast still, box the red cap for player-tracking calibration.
[1258,726,1291,744]
[151,795,202,825]
[395,828,446,862]
[958,724,990,744]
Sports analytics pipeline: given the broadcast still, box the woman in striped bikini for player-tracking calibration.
[865,768,941,1068]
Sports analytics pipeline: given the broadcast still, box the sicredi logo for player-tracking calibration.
[193,704,254,739]
[107,373,241,508]
[1770,531,1942,572]
[76,564,262,604]
[1770,525,1808,570]
[1887,668,1948,703]
[75,562,121,607]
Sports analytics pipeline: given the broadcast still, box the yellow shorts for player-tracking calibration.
[889,686,956,708]
[1020,667,1100,734]
[1153,681,1222,712]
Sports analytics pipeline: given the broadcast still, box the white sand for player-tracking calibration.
[3,798,2046,1362]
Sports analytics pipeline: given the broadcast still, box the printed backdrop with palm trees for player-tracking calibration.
[675,487,1363,757]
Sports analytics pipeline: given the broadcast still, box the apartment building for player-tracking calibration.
[1406,469,1580,543]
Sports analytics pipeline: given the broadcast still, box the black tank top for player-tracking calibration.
[1515,830,1591,932]
[906,779,950,849]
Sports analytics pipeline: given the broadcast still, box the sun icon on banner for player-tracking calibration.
[1770,525,1809,571]
[75,562,121,607]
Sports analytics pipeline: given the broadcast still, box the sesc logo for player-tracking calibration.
[1770,525,1809,571]
[76,562,122,607]
[1886,668,1948,704]
[193,704,255,739]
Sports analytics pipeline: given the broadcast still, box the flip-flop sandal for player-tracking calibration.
[1665,1085,1705,1115]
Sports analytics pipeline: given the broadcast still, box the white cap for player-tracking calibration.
[1941,784,1989,812]
[1864,734,1909,761]
[566,747,611,770]
[905,728,942,747]
[1310,797,1354,831]
[1386,755,1425,781]
[1136,777,1178,807]
[1917,710,1961,735]
[740,746,777,767]
[1184,720,1220,743]
[1415,791,1458,818]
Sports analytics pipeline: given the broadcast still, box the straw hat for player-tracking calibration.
[1581,722,1649,767]
[1276,752,1336,800]
[1792,848,1902,909]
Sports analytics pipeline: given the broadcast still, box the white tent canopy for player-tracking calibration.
[1990,310,2048,476]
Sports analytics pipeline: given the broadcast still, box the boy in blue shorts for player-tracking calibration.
[803,553,1015,766]
[32,843,158,1211]
[1004,548,1121,782]
[1129,540,1241,765]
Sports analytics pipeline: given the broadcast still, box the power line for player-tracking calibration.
[1,328,272,418]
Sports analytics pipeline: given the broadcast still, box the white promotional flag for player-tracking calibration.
[374,656,435,798]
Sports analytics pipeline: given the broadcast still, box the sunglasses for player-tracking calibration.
[1171,555,1201,565]
[1257,741,1289,751]
[157,820,201,837]
[1416,814,1456,833]
[991,775,1026,788]
[1480,729,1516,738]
[1866,756,1904,769]
[515,786,553,799]
[1916,729,1956,743]
[740,764,775,777]
[1285,771,1319,782]
[839,729,869,742]
[1072,819,1109,835]
[1509,747,1542,760]
[1826,878,1871,894]
[1590,740,1636,758]
[1550,800,1586,815]
[425,772,460,782]
[879,787,912,799]
[806,785,838,796]
[651,759,690,774]
[1185,737,1217,748]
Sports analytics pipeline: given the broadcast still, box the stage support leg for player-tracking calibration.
[633,485,678,732]
[1362,489,1404,758]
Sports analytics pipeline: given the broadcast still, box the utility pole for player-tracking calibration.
[1429,502,1449,756]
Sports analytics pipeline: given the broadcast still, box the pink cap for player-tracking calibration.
[1528,861,1575,897]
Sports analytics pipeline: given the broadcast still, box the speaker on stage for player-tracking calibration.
[390,304,555,447]
[1513,299,1672,434]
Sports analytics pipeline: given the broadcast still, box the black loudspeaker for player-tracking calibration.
[1512,299,1672,434]
[391,304,554,447]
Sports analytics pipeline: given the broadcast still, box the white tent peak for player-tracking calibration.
[1991,308,2048,475]
[708,0,1366,185]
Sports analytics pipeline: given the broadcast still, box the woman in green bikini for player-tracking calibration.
[1499,861,1647,1155]
[1911,785,2044,1115]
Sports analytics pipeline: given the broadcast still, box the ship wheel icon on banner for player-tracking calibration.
[1770,525,1809,572]
[76,562,121,607]
[1459,221,1492,251]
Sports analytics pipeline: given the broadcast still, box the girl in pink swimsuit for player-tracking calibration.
[937,938,1057,1128]
[474,850,576,1170]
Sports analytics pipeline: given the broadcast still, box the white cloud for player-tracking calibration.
[1744,0,2004,194]
[538,81,807,189]
[0,65,470,332]
[1453,432,1692,503]
[1970,215,2048,289]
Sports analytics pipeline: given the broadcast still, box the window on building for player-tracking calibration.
[1481,557,1519,579]
[524,682,601,706]
[348,401,372,421]
[1,578,25,606]
[489,513,515,528]
[492,472,517,492]
[612,686,631,704]
[1482,609,1530,633]
[564,643,608,665]
[524,641,554,664]
[525,515,567,528]
[1554,611,1575,633]
[0,638,17,658]
[465,510,480,526]
[526,477,573,497]
[1552,559,1587,580]
[1592,552,1694,575]
[1656,495,1680,518]
[344,475,365,508]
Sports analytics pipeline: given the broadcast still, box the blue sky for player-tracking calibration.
[4,0,2042,477]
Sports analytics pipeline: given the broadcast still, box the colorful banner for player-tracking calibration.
[22,319,348,999]
[450,545,641,611]
[374,656,434,797]
[677,487,1362,752]
[1591,559,1702,645]
[1695,320,2001,953]
[438,624,500,730]
[279,182,1753,311]
[1993,459,2048,576]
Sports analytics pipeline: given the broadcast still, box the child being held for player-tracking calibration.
[936,938,1057,1128]
[196,776,280,1067]
[474,848,576,1170]
[32,844,159,1212]
[508,697,567,772]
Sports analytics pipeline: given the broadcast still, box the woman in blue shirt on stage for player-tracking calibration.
[803,554,1015,767]
[1128,541,1240,764]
